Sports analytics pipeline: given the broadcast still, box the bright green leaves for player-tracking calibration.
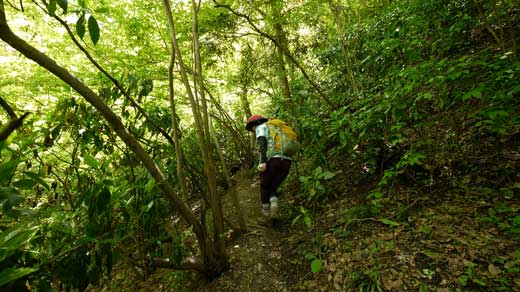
[305,253,323,273]
[0,226,39,288]
[82,152,100,169]
[462,85,483,101]
[0,267,39,286]
[0,187,24,212]
[87,15,100,45]
[292,206,312,230]
[0,160,19,185]
[299,166,337,206]
[0,226,39,262]
[57,0,68,13]
[76,13,86,39]
[311,258,323,273]
[76,13,100,45]
[379,218,401,227]
[48,0,68,15]
[48,0,106,45]
[48,0,57,16]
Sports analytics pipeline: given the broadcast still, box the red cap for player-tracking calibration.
[246,115,268,131]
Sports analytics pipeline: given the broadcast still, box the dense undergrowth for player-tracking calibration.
[0,0,518,291]
[284,0,519,290]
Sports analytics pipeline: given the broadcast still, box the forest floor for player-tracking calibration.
[104,169,519,291]
[199,169,520,292]
[199,170,310,292]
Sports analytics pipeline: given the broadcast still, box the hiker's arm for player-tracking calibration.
[257,136,267,163]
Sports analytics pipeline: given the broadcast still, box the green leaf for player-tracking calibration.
[0,160,20,184]
[57,0,68,13]
[76,13,86,39]
[0,267,39,286]
[304,252,316,260]
[304,216,312,228]
[379,218,401,227]
[48,0,57,15]
[462,87,483,101]
[311,259,323,273]
[0,226,38,262]
[83,153,100,168]
[88,16,100,45]
[23,172,50,190]
[458,275,469,286]
[322,171,335,180]
[145,179,155,192]
[0,187,24,210]
[471,278,487,286]
[291,214,301,226]
[368,192,384,199]
[13,179,34,190]
[78,0,86,8]
[95,7,109,13]
[143,200,154,212]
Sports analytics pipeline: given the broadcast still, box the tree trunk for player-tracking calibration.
[329,1,360,94]
[209,118,247,231]
[271,0,292,110]
[191,0,227,260]
[166,27,189,199]
[162,0,228,277]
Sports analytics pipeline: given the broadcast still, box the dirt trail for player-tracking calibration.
[201,171,307,292]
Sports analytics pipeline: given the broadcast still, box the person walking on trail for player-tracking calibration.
[246,115,294,220]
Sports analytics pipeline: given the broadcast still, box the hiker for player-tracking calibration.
[246,115,298,220]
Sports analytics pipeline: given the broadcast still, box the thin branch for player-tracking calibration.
[0,112,29,142]
[0,95,17,118]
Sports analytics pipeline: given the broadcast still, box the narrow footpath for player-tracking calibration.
[202,170,308,292]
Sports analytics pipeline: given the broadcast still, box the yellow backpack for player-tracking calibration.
[266,119,300,158]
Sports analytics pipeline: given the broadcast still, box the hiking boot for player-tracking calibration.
[270,202,280,219]
[257,212,272,226]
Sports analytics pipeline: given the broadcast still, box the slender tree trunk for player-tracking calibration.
[239,86,255,167]
[0,95,17,119]
[166,29,189,198]
[161,0,228,277]
[209,119,247,231]
[271,0,292,110]
[329,1,359,94]
[191,0,227,259]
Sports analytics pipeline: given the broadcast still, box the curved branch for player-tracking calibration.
[0,95,17,118]
[0,112,29,142]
